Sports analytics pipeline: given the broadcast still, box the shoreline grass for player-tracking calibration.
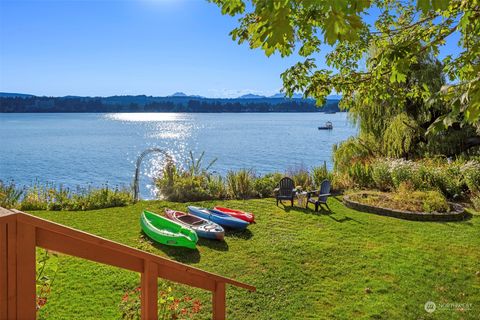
[30,198,480,319]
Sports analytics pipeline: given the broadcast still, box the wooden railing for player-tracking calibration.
[0,207,255,319]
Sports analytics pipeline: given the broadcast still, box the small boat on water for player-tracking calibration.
[210,207,255,224]
[140,210,198,249]
[164,209,225,240]
[188,206,249,230]
[318,121,333,130]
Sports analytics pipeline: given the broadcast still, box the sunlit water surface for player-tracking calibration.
[0,113,356,198]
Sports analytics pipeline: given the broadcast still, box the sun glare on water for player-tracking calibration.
[105,113,186,122]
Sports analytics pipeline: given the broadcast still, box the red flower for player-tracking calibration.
[191,300,202,313]
[37,297,47,307]
[169,298,180,311]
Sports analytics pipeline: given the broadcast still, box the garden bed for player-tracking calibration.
[343,192,466,221]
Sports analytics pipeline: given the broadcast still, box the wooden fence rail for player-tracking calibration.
[0,207,255,319]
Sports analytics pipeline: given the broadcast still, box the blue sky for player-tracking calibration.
[0,0,460,98]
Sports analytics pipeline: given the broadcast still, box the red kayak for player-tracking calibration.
[211,207,255,224]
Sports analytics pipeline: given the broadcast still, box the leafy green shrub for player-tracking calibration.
[471,195,480,211]
[463,161,480,195]
[253,172,283,198]
[0,180,23,208]
[20,184,49,211]
[421,191,451,213]
[69,186,132,210]
[19,183,132,211]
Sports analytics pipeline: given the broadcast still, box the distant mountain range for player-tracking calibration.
[0,92,343,113]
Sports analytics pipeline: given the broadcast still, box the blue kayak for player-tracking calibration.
[187,206,249,230]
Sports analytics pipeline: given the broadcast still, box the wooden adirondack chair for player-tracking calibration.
[275,177,296,207]
[306,179,332,212]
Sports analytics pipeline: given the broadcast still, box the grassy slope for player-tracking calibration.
[31,198,480,319]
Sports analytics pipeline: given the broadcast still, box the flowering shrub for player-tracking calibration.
[342,158,480,202]
[119,285,202,320]
[371,160,392,191]
[389,159,419,189]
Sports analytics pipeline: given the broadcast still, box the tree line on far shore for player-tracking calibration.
[0,96,341,113]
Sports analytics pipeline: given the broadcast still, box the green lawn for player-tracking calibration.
[31,198,480,319]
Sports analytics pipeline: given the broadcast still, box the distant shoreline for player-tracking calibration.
[0,111,346,114]
[0,94,342,113]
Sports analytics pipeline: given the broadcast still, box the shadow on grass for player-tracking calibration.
[279,203,364,224]
[225,228,254,240]
[325,214,363,224]
[197,238,229,251]
[139,231,201,263]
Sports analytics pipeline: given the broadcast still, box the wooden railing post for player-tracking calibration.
[6,217,17,320]
[0,222,8,319]
[141,260,158,320]
[16,222,36,319]
[212,281,226,320]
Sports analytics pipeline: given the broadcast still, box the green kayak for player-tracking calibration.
[140,210,198,249]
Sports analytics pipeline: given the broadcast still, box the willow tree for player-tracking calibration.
[211,0,480,150]
[333,54,479,172]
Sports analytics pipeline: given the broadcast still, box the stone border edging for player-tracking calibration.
[343,193,465,222]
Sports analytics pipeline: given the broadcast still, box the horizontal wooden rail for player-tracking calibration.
[0,207,255,319]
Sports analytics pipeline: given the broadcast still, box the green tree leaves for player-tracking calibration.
[211,0,480,133]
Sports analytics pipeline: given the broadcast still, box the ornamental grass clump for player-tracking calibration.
[312,162,332,188]
[286,165,313,190]
[226,169,255,199]
[155,152,226,202]
[371,160,393,191]
[0,179,23,208]
[347,161,374,188]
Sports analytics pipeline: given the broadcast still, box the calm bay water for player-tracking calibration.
[0,113,356,198]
